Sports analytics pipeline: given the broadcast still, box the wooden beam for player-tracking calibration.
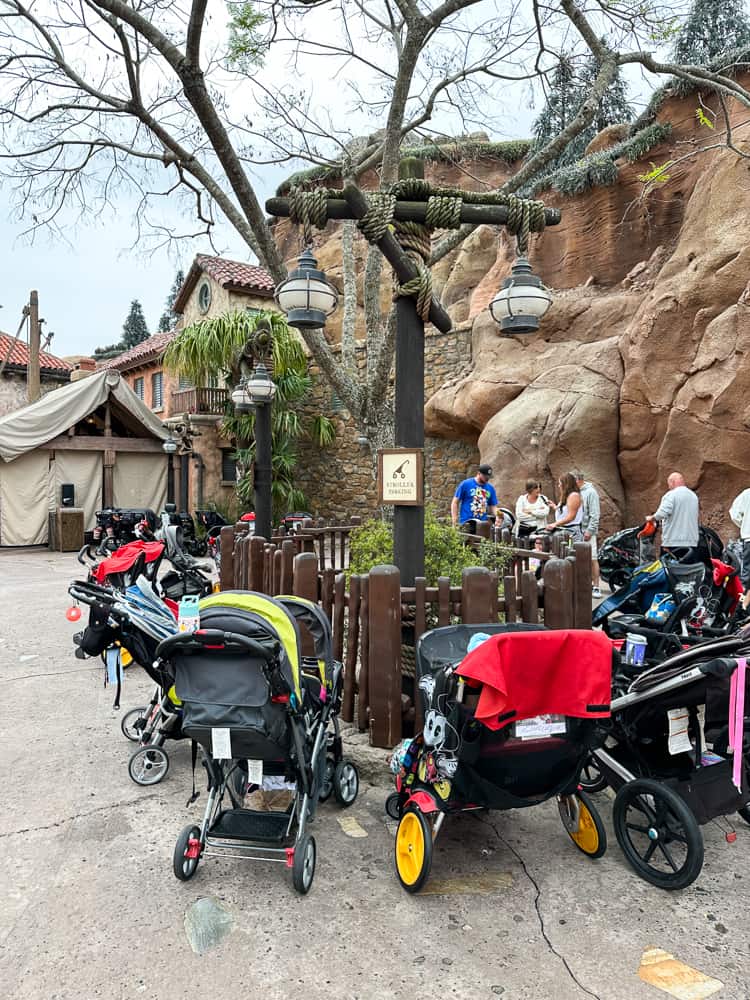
[265,196,562,229]
[45,434,165,453]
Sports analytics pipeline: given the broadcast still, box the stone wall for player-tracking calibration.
[293,326,477,521]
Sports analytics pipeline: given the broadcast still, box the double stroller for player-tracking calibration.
[157,591,359,894]
[387,624,614,892]
[586,633,750,889]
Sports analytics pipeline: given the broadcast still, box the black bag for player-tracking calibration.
[76,602,118,657]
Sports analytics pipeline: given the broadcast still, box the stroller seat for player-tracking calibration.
[664,561,706,596]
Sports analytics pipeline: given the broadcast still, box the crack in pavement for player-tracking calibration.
[0,792,162,840]
[473,813,602,1000]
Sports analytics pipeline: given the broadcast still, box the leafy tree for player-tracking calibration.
[163,309,335,517]
[121,299,150,349]
[672,0,750,65]
[157,269,185,333]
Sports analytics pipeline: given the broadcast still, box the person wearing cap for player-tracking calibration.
[451,464,500,531]
[574,471,602,598]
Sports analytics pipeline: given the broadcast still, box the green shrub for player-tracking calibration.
[348,508,513,585]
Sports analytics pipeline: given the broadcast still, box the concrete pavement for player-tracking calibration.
[1,550,748,1000]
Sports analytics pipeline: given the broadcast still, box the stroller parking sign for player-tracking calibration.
[377,449,424,505]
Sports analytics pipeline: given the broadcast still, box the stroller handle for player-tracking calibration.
[77,544,98,566]
[68,580,118,607]
[700,656,742,678]
[155,629,280,662]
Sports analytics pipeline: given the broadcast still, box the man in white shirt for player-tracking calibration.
[645,472,700,562]
[729,488,750,609]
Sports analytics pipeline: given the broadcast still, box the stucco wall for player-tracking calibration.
[178,279,273,331]
[0,374,63,418]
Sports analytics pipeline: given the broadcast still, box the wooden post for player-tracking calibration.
[342,574,361,723]
[219,525,235,591]
[280,539,296,594]
[102,449,115,508]
[321,567,335,622]
[358,575,370,732]
[27,290,40,403]
[504,575,518,623]
[368,565,402,748]
[461,566,494,623]
[437,576,451,626]
[293,552,319,602]
[333,573,345,662]
[573,542,593,628]
[543,558,574,629]
[249,536,266,591]
[520,570,539,623]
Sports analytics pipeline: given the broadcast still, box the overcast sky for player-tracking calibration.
[0,2,660,360]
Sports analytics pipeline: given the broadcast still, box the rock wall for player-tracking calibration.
[280,80,750,538]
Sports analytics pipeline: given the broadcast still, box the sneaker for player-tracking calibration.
[592,587,602,599]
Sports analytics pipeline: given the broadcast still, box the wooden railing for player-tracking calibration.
[218,523,594,750]
[171,387,229,415]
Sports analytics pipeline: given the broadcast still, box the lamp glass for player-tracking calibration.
[489,286,552,322]
[231,383,254,412]
[246,364,277,404]
[276,275,338,316]
[162,437,178,454]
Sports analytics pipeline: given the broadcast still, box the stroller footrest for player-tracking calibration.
[209,808,291,843]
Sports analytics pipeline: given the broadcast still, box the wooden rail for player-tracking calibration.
[171,386,229,415]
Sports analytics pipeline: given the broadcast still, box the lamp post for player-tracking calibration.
[231,331,277,542]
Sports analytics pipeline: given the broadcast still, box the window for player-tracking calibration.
[221,449,237,483]
[133,376,144,400]
[198,281,211,314]
[178,373,194,390]
[151,371,164,410]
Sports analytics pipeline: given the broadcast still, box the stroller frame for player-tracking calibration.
[161,591,359,894]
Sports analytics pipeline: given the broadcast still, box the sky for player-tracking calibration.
[0,1,662,360]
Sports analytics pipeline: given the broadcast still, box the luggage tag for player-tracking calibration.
[211,727,232,760]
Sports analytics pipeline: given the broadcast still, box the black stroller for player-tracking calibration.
[158,591,359,895]
[589,634,750,889]
[387,624,614,892]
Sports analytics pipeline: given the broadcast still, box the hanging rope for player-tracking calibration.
[285,181,548,317]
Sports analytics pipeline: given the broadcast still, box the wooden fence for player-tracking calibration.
[217,522,593,749]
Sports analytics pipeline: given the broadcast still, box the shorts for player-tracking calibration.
[585,533,598,560]
[741,539,750,589]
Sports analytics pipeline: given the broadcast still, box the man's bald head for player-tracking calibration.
[667,472,686,489]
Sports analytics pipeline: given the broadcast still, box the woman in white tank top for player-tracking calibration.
[547,472,583,540]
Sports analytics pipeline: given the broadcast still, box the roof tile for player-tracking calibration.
[0,333,72,373]
[195,255,275,293]
[106,330,175,371]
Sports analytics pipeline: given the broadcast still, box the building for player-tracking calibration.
[106,254,276,513]
[0,332,72,417]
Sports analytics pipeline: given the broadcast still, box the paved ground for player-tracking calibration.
[1,550,749,1000]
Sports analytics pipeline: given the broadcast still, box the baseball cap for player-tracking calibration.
[478,464,493,477]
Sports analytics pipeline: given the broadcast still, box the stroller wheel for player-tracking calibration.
[559,792,607,859]
[578,754,608,794]
[385,792,403,820]
[318,758,335,802]
[292,834,316,894]
[333,761,359,807]
[613,779,704,890]
[120,706,148,742]
[395,808,433,893]
[128,745,170,786]
[173,824,202,881]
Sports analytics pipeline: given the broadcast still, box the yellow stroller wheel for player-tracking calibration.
[395,808,433,892]
[558,791,607,858]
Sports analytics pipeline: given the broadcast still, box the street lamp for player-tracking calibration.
[232,350,277,542]
[489,256,552,334]
[274,247,339,330]
[162,435,178,455]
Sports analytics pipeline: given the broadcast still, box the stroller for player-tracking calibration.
[386,624,614,893]
[158,591,359,895]
[68,576,184,786]
[599,523,723,591]
[588,634,750,889]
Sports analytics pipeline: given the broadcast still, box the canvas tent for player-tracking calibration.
[0,370,170,546]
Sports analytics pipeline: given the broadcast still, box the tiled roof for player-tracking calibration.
[173,254,275,314]
[105,330,175,372]
[0,333,72,373]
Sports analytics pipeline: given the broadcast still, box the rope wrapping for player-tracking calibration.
[285,181,549,316]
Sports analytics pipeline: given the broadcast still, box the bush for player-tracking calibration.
[348,508,513,585]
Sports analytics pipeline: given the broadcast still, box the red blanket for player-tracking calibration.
[456,629,612,731]
[93,541,164,583]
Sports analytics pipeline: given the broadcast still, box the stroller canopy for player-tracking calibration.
[277,595,334,684]
[200,591,303,701]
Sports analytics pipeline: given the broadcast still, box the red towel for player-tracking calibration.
[456,629,612,731]
[93,540,164,583]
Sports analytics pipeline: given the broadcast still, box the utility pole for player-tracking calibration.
[28,290,41,403]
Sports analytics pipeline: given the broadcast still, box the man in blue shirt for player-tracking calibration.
[451,464,500,530]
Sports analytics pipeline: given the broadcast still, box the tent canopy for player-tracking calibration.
[0,369,169,463]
